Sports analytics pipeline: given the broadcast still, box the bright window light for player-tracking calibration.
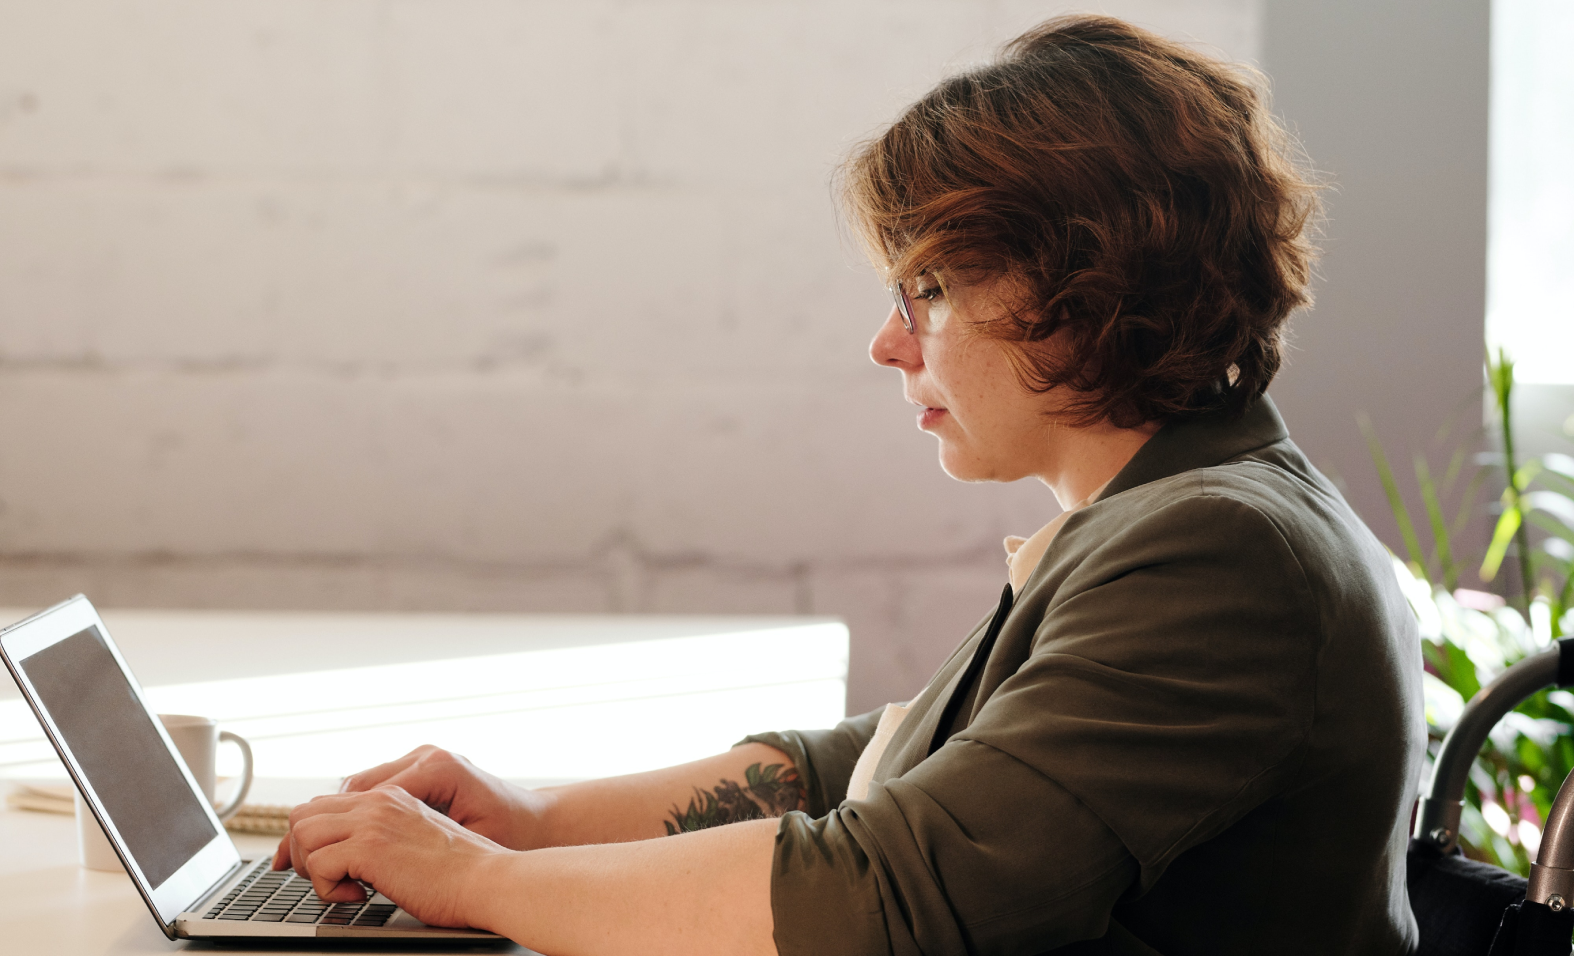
[1486,0,1574,384]
[0,623,848,783]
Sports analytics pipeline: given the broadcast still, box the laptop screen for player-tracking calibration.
[19,624,219,888]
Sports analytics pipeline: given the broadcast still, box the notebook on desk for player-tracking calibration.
[0,594,508,945]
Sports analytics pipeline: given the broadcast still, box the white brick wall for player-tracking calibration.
[0,0,1260,713]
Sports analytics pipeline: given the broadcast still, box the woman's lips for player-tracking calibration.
[918,407,948,430]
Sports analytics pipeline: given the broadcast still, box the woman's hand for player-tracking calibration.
[264,745,793,954]
[271,745,552,869]
[274,785,509,930]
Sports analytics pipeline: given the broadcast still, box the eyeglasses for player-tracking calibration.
[888,278,917,333]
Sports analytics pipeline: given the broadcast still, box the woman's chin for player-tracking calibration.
[936,446,998,483]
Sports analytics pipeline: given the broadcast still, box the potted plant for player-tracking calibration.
[1364,349,1574,874]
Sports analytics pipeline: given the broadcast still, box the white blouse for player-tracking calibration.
[844,480,1110,802]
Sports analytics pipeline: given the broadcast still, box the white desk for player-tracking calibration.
[0,608,847,953]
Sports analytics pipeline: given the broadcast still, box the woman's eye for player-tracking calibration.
[912,285,943,301]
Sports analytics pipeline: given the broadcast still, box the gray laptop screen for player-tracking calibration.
[20,625,218,887]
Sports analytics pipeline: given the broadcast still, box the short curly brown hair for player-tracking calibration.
[842,15,1321,427]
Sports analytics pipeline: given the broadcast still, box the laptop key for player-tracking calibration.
[251,913,288,922]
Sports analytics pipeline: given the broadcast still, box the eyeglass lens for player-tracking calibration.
[890,282,915,333]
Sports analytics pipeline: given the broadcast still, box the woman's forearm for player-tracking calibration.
[534,742,802,847]
[467,817,780,956]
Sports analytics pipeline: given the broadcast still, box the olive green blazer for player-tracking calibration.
[746,396,1424,956]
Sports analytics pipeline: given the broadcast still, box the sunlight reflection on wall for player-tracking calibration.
[0,624,847,782]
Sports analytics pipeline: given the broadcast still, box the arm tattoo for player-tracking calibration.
[663,762,805,835]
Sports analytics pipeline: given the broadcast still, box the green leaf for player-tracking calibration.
[1485,348,1537,604]
[1515,460,1544,496]
[1535,469,1574,499]
[1448,465,1492,564]
[1432,639,1482,702]
[1488,347,1515,414]
[1416,455,1458,590]
[1528,511,1574,547]
[1481,506,1523,583]
[1558,575,1574,640]
[1359,414,1427,577]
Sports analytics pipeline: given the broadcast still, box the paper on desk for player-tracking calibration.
[4,782,73,815]
[5,782,295,836]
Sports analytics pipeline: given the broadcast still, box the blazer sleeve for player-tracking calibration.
[742,707,884,818]
[767,494,1323,956]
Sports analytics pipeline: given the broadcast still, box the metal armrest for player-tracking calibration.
[1414,639,1574,853]
[1529,768,1574,911]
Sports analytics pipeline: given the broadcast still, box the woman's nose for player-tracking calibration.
[870,304,921,369]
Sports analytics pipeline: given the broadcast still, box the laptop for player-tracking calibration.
[0,594,508,944]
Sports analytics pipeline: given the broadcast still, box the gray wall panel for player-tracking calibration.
[1262,0,1490,555]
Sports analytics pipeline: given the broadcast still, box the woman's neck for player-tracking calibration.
[1039,419,1161,510]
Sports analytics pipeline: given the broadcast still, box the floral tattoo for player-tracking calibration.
[663,762,805,835]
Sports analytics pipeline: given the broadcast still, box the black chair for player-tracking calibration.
[1409,638,1574,956]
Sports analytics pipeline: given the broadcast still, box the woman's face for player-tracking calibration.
[869,275,1074,485]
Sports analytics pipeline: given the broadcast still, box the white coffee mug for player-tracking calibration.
[76,714,254,872]
[158,714,255,817]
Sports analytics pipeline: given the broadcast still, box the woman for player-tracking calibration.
[275,15,1424,955]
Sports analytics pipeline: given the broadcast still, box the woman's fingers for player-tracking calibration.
[377,760,465,816]
[270,784,502,929]
[286,792,366,878]
[344,747,471,821]
[288,791,371,830]
[299,841,368,903]
[288,827,313,880]
[287,797,371,894]
[271,835,291,871]
[340,747,435,793]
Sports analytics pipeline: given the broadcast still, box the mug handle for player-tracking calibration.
[214,731,254,821]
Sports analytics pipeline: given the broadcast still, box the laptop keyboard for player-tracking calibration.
[203,860,398,927]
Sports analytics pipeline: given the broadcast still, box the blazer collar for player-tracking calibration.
[1098,394,1290,502]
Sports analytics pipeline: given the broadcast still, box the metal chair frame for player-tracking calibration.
[1413,638,1574,955]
